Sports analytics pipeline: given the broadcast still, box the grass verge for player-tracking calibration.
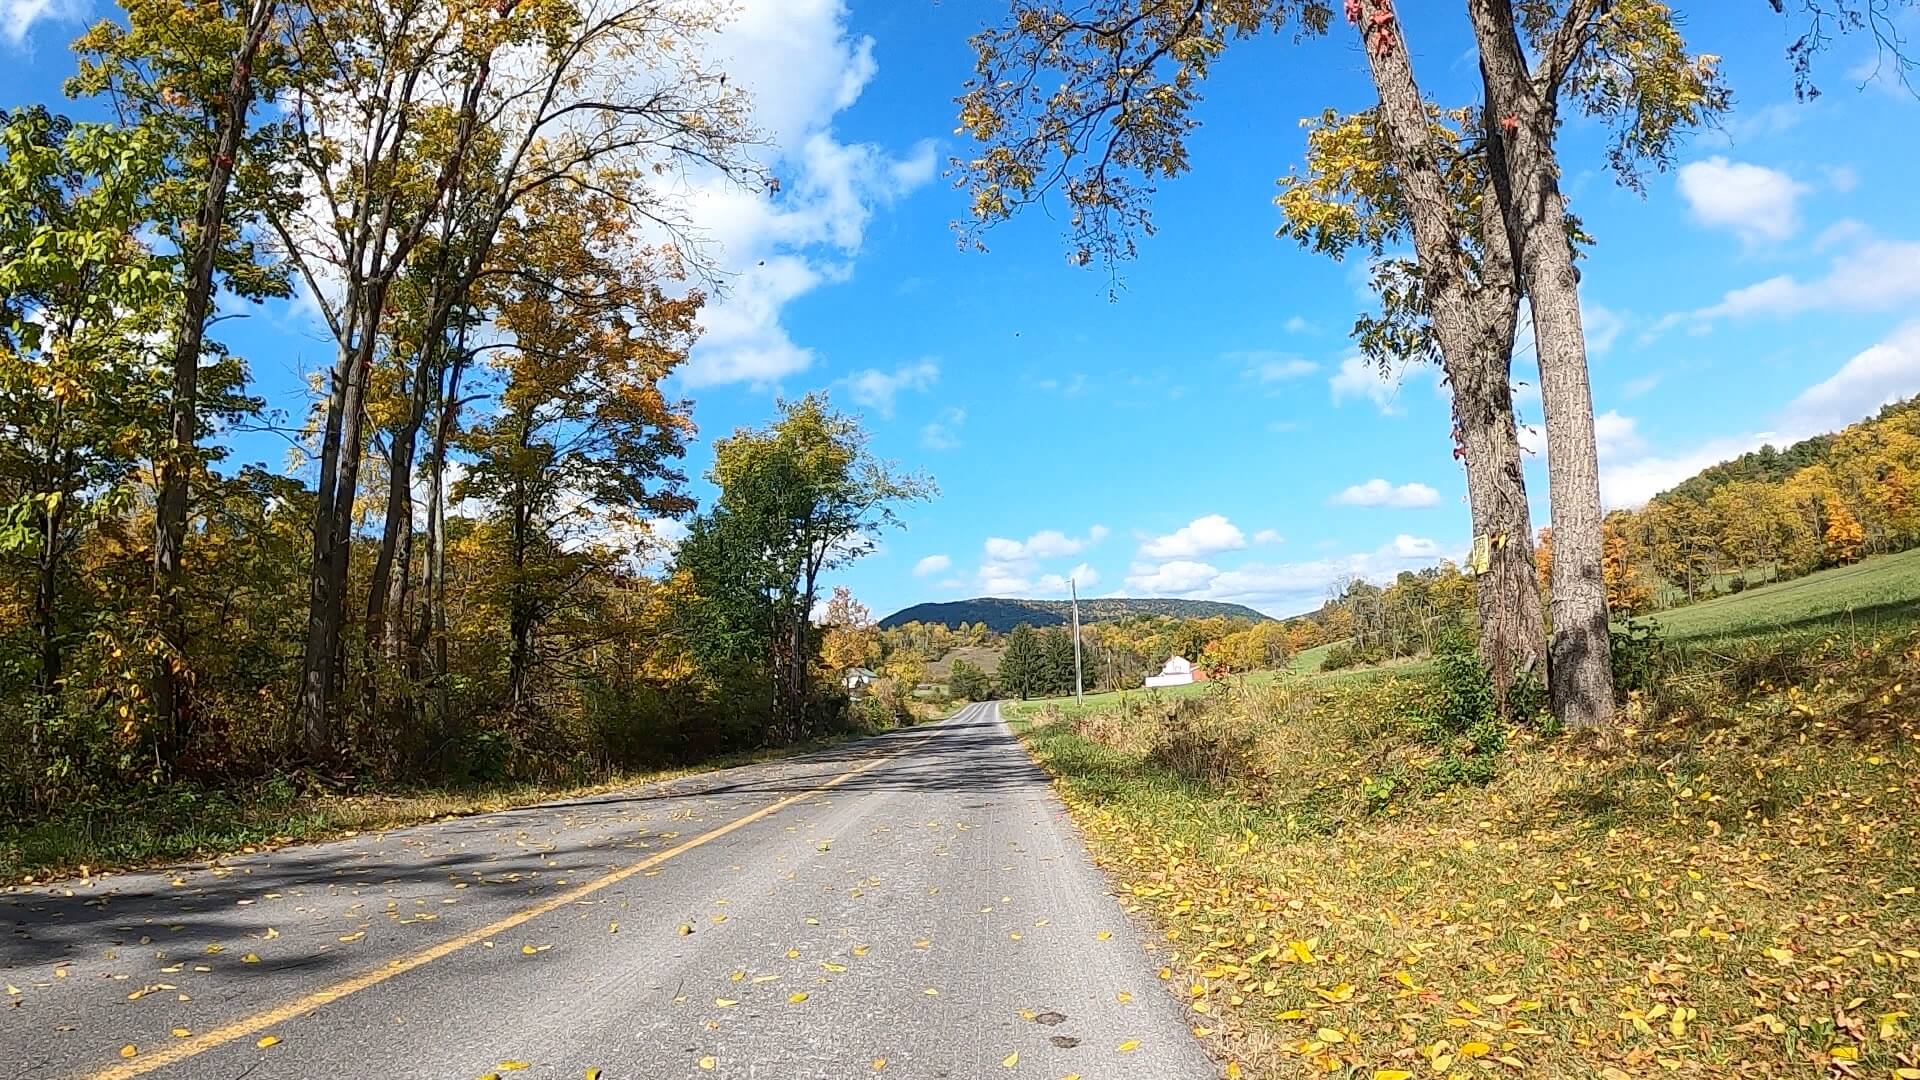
[1014,634,1920,1079]
[1,732,872,885]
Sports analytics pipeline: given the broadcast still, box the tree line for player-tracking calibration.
[0,1,925,816]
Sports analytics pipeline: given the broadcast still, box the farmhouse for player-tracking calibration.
[1144,655,1206,689]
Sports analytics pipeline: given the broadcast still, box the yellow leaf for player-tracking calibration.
[120,1046,137,1059]
[714,999,738,1008]
[498,1063,529,1072]
[1116,991,1133,1003]
[586,1070,603,1080]
[1313,983,1354,1002]
[822,962,847,973]
[170,1028,191,1038]
[852,945,871,957]
[924,988,939,996]
[697,1057,716,1071]
[1315,1028,1345,1044]
[871,1058,886,1070]
[1458,1041,1490,1058]
[242,953,260,964]
[520,944,551,955]
[256,1036,281,1049]
[1374,1072,1413,1080]
[337,932,364,943]
[1002,1051,1019,1068]
[1480,993,1516,1005]
[1763,947,1793,965]
[677,924,694,936]
[1095,931,1112,941]
[789,992,809,1004]
[1117,1039,1140,1053]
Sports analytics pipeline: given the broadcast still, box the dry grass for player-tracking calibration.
[1019,634,1920,1079]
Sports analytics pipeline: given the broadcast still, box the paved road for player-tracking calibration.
[3,703,1218,1080]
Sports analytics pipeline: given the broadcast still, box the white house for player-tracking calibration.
[1144,655,1203,688]
[842,667,878,694]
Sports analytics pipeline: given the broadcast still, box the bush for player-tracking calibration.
[1410,631,1506,792]
[1610,618,1671,701]
[1322,642,1357,671]
[1147,698,1265,790]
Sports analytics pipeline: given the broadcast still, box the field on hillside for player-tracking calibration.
[1648,546,1920,648]
[1006,565,1920,1079]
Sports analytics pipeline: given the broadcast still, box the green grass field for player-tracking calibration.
[1646,545,1920,648]
[1005,548,1920,716]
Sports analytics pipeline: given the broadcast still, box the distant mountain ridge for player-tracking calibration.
[879,596,1271,632]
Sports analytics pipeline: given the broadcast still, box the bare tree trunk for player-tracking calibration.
[1352,0,1546,710]
[35,499,64,703]
[152,0,278,765]
[1467,0,1615,729]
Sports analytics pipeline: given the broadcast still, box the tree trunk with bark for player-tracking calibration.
[1351,0,1547,709]
[1467,0,1616,729]
[152,0,278,765]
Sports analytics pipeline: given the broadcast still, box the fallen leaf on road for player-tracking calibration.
[585,1069,603,1080]
[822,962,847,973]
[120,1046,137,1059]
[497,1063,529,1072]
[1095,931,1112,941]
[1117,1040,1139,1053]
[1001,1051,1019,1068]
[256,1036,280,1049]
[242,953,260,964]
[171,1028,191,1038]
[789,992,809,1003]
[520,944,551,955]
[871,1058,886,1070]
[697,1056,716,1070]
[338,932,364,943]
[715,998,738,1008]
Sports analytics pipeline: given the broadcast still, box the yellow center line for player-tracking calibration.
[81,724,949,1080]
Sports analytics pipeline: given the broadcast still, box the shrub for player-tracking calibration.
[1322,642,1357,671]
[1610,618,1671,700]
[1147,698,1264,790]
[1410,631,1506,792]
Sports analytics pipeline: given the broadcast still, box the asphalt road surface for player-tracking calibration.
[3,703,1219,1080]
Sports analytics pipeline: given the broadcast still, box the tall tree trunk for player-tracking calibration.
[1467,0,1615,729]
[296,287,384,759]
[35,498,64,704]
[1351,0,1546,709]
[152,0,278,765]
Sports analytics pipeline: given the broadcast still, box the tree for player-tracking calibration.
[69,0,289,760]
[998,624,1043,700]
[676,395,931,741]
[820,587,880,673]
[455,181,699,714]
[1824,502,1866,565]
[0,109,176,723]
[948,658,993,701]
[1445,0,1726,727]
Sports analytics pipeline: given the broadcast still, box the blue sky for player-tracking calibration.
[5,1,1919,618]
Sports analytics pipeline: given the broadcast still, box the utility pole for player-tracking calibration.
[1070,577,1084,704]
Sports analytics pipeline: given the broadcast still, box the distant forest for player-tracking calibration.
[878,597,1271,633]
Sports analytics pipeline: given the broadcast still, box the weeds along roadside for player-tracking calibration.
[1013,629,1920,1078]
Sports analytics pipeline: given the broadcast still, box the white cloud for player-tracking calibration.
[912,554,952,577]
[1032,372,1088,397]
[1824,164,1860,193]
[921,407,965,450]
[1621,373,1663,399]
[1331,479,1441,509]
[677,3,936,387]
[1330,355,1427,415]
[1675,156,1808,244]
[1122,535,1456,615]
[1252,529,1284,545]
[1600,433,1779,508]
[1583,302,1627,356]
[976,525,1108,595]
[1139,514,1247,559]
[2,0,82,43]
[1229,349,1318,382]
[843,359,937,417]
[1284,315,1316,334]
[1592,410,1647,461]
[1783,319,1920,432]
[1124,559,1221,595]
[1692,237,1920,323]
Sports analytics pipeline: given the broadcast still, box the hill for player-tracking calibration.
[879,596,1270,632]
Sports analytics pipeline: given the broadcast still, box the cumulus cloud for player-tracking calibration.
[1783,319,1920,433]
[1123,535,1456,615]
[1601,322,1920,507]
[1330,355,1428,415]
[912,553,952,577]
[975,525,1109,595]
[1252,529,1284,545]
[843,359,937,417]
[3,0,83,43]
[1689,236,1920,325]
[1593,410,1647,461]
[677,2,936,387]
[1139,514,1248,559]
[1331,479,1441,508]
[1676,156,1808,244]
